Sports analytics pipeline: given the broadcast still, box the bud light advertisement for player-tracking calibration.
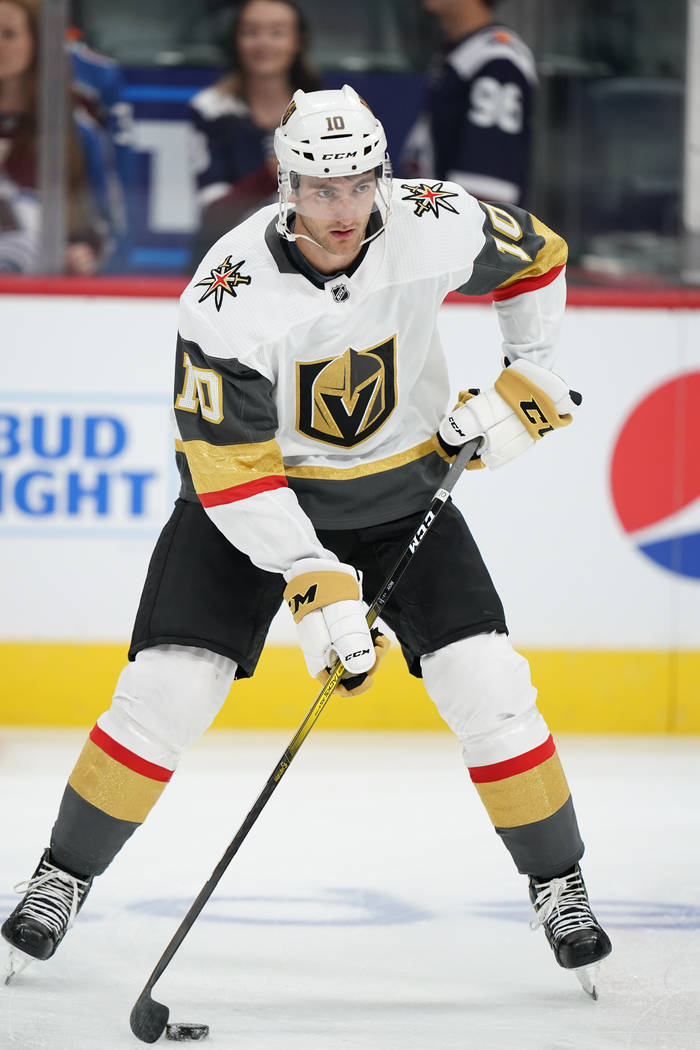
[0,397,175,535]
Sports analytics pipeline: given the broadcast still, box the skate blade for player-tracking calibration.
[574,962,600,1000]
[5,947,32,985]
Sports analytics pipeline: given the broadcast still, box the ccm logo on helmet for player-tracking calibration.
[322,152,358,160]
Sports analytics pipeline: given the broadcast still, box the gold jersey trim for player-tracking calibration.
[284,438,436,481]
[175,437,285,493]
[495,215,568,292]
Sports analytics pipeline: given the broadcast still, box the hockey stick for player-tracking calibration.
[129,436,480,1043]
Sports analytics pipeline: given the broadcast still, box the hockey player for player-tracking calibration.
[401,0,537,206]
[3,85,611,996]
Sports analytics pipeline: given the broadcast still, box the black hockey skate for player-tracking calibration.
[529,864,611,999]
[2,849,93,983]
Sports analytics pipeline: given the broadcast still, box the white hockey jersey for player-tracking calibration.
[174,179,567,576]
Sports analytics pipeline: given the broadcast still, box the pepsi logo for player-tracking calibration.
[610,372,700,579]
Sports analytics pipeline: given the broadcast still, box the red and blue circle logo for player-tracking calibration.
[610,372,700,579]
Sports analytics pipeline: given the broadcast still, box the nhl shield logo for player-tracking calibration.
[331,282,350,303]
[296,336,397,447]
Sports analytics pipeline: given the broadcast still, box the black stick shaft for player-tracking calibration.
[133,436,478,1003]
[365,439,476,629]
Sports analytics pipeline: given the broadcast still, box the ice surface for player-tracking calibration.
[1,729,699,1049]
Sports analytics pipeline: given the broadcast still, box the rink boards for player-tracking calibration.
[1,287,700,732]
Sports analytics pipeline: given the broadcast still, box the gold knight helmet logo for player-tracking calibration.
[296,336,397,447]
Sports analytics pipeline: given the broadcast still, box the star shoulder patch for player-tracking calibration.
[195,256,252,311]
[400,182,460,218]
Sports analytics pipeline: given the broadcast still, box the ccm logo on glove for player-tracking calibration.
[334,629,390,698]
[283,558,390,699]
[283,557,379,691]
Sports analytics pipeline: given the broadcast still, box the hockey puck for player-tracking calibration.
[165,1023,210,1041]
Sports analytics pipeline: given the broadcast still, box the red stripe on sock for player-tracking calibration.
[468,734,556,783]
[89,724,173,782]
[198,474,288,507]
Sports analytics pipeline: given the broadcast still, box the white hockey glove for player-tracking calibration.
[433,359,582,470]
[283,558,379,692]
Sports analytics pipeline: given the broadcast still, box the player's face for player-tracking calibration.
[0,2,34,81]
[292,172,377,268]
[236,0,300,79]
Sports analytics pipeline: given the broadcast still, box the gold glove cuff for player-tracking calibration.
[284,570,360,623]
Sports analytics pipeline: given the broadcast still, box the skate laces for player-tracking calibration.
[13,857,90,937]
[529,869,598,940]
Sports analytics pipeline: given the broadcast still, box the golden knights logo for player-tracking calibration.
[401,182,460,218]
[296,336,397,447]
[195,256,251,311]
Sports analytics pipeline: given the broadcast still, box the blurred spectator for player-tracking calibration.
[187,0,320,265]
[68,25,137,271]
[0,0,110,273]
[400,0,536,207]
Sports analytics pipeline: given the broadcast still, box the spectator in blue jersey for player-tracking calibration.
[187,0,320,266]
[0,0,110,273]
[401,0,537,207]
[67,26,137,271]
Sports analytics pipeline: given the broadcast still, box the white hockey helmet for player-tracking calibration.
[274,84,392,245]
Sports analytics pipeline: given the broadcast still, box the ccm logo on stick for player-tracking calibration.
[409,512,435,552]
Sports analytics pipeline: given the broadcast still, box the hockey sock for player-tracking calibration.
[49,723,173,877]
[467,733,584,875]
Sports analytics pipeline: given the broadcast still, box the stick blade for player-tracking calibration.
[130,987,170,1043]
